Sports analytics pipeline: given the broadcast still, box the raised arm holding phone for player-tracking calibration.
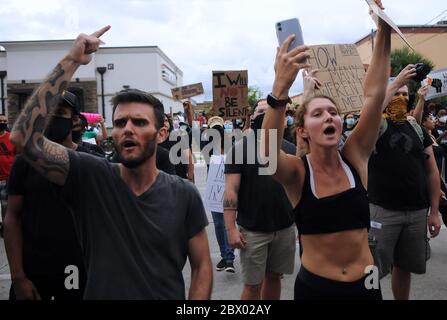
[261,0,391,300]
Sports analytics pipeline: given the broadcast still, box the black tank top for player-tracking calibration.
[293,153,370,235]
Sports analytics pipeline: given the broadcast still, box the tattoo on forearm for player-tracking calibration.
[223,198,238,210]
[12,62,71,185]
[48,64,65,87]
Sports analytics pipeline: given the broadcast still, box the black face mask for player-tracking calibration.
[45,117,72,143]
[71,129,83,142]
[251,114,265,131]
[0,123,7,132]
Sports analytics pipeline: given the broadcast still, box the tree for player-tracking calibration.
[248,86,263,111]
[391,47,435,77]
[391,47,436,108]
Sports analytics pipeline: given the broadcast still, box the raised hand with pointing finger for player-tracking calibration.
[11,26,112,186]
[67,26,111,65]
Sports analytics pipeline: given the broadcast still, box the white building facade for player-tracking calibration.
[0,40,184,128]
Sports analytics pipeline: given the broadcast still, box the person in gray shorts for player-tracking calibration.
[224,102,296,300]
[368,67,442,300]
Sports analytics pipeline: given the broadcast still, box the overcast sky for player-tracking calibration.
[1,0,446,101]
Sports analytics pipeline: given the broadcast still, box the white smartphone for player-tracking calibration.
[276,18,304,52]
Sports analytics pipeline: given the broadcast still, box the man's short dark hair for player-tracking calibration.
[112,89,165,129]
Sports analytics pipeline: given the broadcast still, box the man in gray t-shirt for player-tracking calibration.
[9,26,212,300]
[63,151,209,299]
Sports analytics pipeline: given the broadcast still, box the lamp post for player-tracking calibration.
[96,67,107,119]
[0,70,6,115]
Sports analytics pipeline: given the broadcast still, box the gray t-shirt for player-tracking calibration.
[63,150,208,299]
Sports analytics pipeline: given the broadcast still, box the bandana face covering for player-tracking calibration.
[384,96,409,123]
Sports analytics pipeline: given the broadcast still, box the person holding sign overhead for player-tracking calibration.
[261,0,390,300]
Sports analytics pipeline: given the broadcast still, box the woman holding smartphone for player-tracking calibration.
[261,0,390,300]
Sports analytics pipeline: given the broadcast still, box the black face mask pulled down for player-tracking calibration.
[0,123,7,132]
[45,117,72,143]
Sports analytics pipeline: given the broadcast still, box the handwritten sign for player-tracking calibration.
[422,68,447,100]
[308,44,366,114]
[212,70,249,120]
[366,0,414,50]
[204,155,226,213]
[171,83,204,100]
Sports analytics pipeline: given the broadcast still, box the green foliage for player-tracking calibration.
[391,47,436,107]
[248,86,263,111]
[429,96,447,108]
[390,47,435,76]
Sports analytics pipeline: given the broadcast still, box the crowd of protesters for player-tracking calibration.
[0,0,445,301]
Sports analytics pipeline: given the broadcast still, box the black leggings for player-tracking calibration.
[294,266,382,300]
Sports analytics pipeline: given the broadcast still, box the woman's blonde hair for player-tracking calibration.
[294,95,339,157]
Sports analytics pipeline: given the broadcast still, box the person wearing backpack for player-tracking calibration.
[368,65,442,300]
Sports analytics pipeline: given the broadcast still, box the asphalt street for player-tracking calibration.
[0,163,446,300]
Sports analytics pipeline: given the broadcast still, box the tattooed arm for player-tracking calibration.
[223,173,246,249]
[9,26,110,186]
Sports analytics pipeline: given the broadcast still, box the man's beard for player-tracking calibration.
[116,140,157,169]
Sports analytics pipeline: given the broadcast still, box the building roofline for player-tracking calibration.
[0,39,75,45]
[100,46,183,77]
[355,25,447,46]
[101,45,158,50]
[0,40,183,76]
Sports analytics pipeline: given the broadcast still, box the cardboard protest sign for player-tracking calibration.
[366,0,414,50]
[171,82,204,100]
[422,68,447,100]
[204,155,226,213]
[308,44,366,114]
[212,70,249,120]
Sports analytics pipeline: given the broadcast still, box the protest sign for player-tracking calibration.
[212,70,249,120]
[308,44,366,114]
[171,83,204,100]
[422,68,447,100]
[366,0,414,50]
[204,155,226,213]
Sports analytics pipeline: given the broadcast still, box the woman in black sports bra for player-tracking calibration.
[261,1,390,300]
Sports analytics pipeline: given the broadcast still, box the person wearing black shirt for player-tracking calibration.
[159,113,194,180]
[368,66,441,300]
[72,114,106,157]
[4,92,86,300]
[421,113,444,174]
[224,102,296,300]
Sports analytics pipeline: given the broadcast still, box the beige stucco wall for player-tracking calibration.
[356,32,447,70]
